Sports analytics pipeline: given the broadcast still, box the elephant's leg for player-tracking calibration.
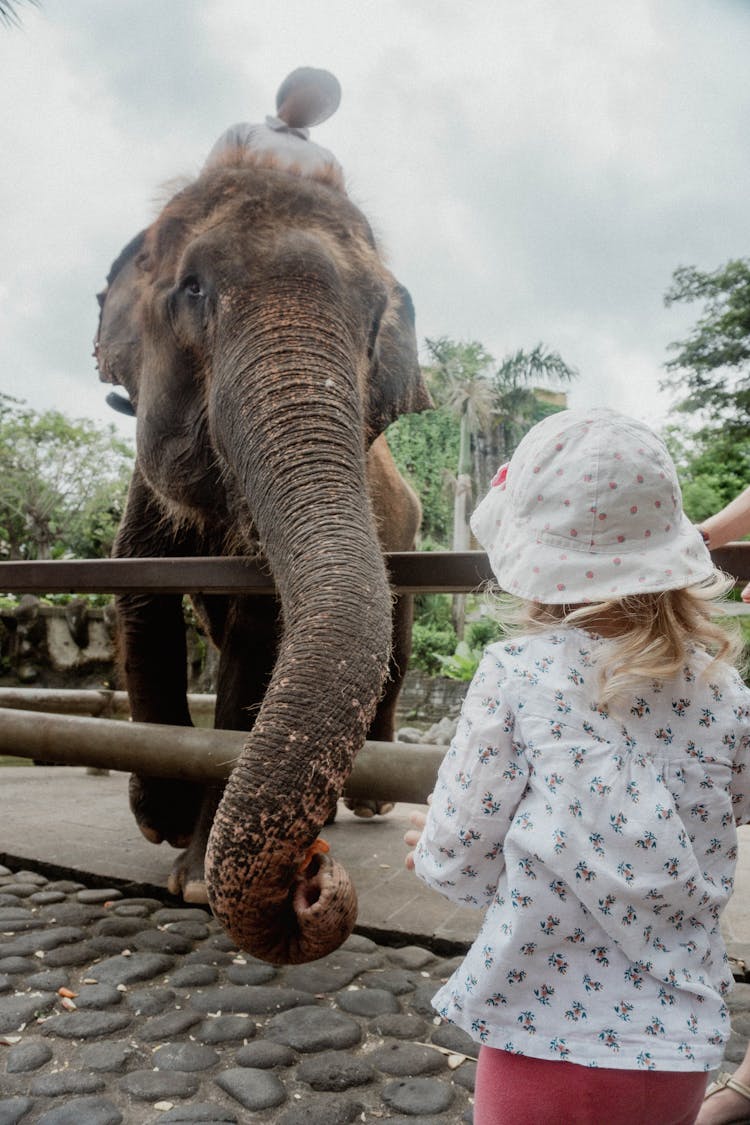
[114,467,208,849]
[345,592,414,818]
[165,594,281,902]
[118,590,205,848]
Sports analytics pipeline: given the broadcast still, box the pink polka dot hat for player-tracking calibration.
[470,407,715,604]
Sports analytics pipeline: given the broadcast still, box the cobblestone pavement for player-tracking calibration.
[5,865,750,1125]
[0,863,477,1125]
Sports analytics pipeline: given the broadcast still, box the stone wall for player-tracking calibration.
[394,667,468,727]
[0,596,465,725]
[0,596,116,689]
[0,596,215,692]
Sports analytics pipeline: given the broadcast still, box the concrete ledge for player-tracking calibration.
[0,767,478,954]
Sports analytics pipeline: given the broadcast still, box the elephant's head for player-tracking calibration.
[95,160,431,962]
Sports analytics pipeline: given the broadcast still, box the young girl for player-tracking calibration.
[405,408,750,1125]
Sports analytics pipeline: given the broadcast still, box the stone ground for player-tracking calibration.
[0,863,476,1125]
[2,769,750,1123]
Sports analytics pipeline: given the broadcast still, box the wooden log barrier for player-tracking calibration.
[2,545,745,808]
[0,707,442,805]
[0,688,216,722]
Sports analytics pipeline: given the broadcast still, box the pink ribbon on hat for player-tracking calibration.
[491,463,509,488]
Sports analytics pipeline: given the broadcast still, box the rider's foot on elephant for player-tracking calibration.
[129,775,205,849]
[166,846,209,904]
[344,798,396,819]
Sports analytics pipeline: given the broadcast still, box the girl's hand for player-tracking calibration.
[404,798,430,870]
[742,582,750,603]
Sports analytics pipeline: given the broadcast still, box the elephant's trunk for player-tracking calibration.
[204,282,393,963]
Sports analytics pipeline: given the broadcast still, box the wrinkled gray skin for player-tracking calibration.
[95,155,431,963]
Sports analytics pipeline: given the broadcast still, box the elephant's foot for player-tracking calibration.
[166,843,209,904]
[343,797,395,819]
[129,775,205,849]
[165,784,223,904]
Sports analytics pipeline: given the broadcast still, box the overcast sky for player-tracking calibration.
[1,0,749,439]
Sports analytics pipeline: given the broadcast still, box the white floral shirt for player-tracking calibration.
[413,628,750,1071]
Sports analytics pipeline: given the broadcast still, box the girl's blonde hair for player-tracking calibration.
[496,571,744,706]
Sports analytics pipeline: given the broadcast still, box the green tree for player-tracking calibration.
[424,338,495,557]
[661,259,750,521]
[388,340,577,553]
[384,409,459,547]
[426,338,577,555]
[664,423,750,524]
[663,259,750,434]
[388,337,576,638]
[0,395,134,560]
[422,338,495,636]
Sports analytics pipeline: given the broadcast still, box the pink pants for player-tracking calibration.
[474,1047,708,1125]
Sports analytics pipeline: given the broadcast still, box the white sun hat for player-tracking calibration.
[470,407,715,604]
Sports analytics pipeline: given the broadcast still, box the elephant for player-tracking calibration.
[94,139,432,964]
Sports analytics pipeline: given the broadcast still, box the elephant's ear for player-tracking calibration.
[94,229,148,410]
[366,281,433,444]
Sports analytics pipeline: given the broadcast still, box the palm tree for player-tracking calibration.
[426,338,577,636]
[425,338,495,635]
[487,344,578,484]
[0,0,38,27]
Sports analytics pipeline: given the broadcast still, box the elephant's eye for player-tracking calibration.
[180,275,204,299]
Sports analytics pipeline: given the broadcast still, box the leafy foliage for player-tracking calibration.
[0,395,134,560]
[424,337,495,574]
[410,619,458,676]
[662,259,750,520]
[386,337,577,551]
[663,259,750,434]
[384,409,459,546]
[434,618,504,681]
[664,423,750,524]
[408,593,456,675]
[436,639,481,680]
[465,617,504,649]
[423,337,496,484]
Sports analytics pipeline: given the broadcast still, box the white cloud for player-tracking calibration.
[0,0,748,438]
